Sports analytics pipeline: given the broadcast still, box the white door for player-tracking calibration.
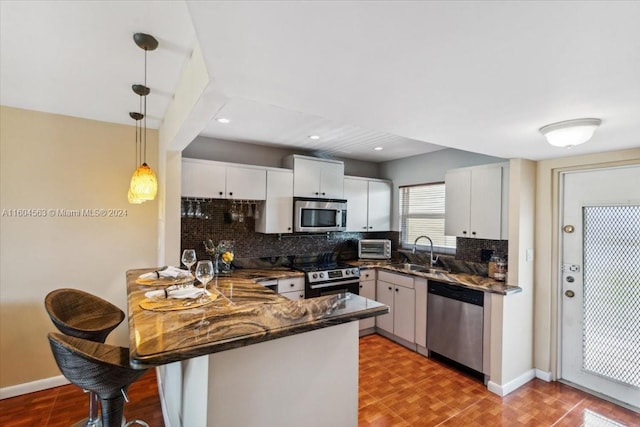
[560,165,640,409]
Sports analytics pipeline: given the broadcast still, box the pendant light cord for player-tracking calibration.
[143,47,148,165]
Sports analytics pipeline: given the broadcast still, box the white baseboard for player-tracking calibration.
[535,369,553,382]
[487,369,536,397]
[0,375,69,400]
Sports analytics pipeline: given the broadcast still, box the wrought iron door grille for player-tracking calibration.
[582,205,640,387]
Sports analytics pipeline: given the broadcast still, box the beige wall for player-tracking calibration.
[0,106,159,390]
[533,148,640,377]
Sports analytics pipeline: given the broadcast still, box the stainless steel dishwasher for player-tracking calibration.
[427,280,484,373]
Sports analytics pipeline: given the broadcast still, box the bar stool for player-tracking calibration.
[45,288,125,426]
[47,332,149,427]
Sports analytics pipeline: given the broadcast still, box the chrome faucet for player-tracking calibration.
[412,235,439,267]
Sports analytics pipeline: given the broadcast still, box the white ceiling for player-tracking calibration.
[2,1,639,162]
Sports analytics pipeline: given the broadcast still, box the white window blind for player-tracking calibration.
[399,183,456,252]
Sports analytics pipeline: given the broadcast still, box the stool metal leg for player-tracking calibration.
[70,390,101,427]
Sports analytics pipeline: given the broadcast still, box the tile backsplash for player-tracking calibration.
[180,198,507,270]
[180,198,393,263]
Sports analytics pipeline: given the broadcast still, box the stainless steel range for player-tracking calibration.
[293,257,360,298]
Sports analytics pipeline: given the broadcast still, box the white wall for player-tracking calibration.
[184,135,381,178]
[0,106,158,391]
[380,148,505,230]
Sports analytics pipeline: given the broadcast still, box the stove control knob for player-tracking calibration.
[352,269,359,275]
[345,270,350,275]
[319,272,325,279]
[312,273,318,279]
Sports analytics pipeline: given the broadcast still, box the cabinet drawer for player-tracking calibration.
[360,269,376,281]
[280,290,305,301]
[377,270,414,288]
[278,277,305,293]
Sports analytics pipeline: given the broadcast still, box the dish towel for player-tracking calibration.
[139,266,191,280]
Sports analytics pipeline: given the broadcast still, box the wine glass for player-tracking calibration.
[195,260,214,295]
[181,249,197,277]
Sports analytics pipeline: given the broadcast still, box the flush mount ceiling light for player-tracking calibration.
[539,118,602,148]
[128,33,158,203]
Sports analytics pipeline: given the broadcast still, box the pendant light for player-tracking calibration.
[128,33,158,203]
[128,111,145,204]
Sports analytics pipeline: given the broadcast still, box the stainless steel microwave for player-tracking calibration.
[293,198,347,233]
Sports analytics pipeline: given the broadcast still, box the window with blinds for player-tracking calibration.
[399,182,456,252]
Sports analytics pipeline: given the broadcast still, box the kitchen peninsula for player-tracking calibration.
[126,268,388,427]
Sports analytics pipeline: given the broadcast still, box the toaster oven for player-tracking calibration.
[358,239,392,259]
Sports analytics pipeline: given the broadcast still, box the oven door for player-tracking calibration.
[305,278,360,298]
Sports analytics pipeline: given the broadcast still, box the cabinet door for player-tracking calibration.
[414,278,427,347]
[359,279,376,330]
[367,180,391,231]
[226,166,266,200]
[344,178,368,232]
[394,285,416,344]
[293,157,323,197]
[375,280,394,334]
[444,168,471,237]
[256,170,293,234]
[181,159,225,198]
[319,161,345,198]
[469,166,503,239]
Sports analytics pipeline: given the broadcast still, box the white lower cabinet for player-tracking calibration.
[278,277,305,300]
[375,270,415,346]
[414,278,428,354]
[358,269,376,332]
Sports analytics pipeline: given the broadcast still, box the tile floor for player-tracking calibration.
[0,333,637,426]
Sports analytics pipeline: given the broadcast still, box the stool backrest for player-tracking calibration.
[45,288,124,342]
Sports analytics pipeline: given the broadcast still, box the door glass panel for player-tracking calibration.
[582,205,640,387]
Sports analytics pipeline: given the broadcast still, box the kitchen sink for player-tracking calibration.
[387,263,449,275]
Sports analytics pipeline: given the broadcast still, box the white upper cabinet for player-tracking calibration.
[445,163,509,240]
[181,158,266,200]
[255,169,294,234]
[344,177,391,232]
[283,155,344,199]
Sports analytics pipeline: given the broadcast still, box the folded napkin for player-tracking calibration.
[139,266,191,280]
[144,287,205,300]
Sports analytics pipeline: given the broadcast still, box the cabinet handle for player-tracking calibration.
[359,285,363,288]
[388,286,392,291]
[290,283,294,287]
[229,192,233,196]
[471,231,476,236]
[299,294,304,298]
[287,227,292,231]
[321,192,326,195]
[462,230,467,235]
[395,288,399,292]
[362,226,367,229]
[314,192,319,195]
[219,191,223,196]
[369,226,373,229]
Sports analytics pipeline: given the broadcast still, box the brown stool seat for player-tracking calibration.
[48,332,148,427]
[45,288,125,343]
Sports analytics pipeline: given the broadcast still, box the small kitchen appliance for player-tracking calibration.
[358,239,392,260]
[293,198,347,233]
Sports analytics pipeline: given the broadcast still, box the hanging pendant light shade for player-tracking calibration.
[129,163,158,201]
[127,33,159,203]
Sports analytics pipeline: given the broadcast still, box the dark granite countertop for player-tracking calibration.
[126,268,388,368]
[345,260,522,295]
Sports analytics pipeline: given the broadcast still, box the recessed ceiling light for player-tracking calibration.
[374,147,383,151]
[308,135,320,140]
[216,117,231,124]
